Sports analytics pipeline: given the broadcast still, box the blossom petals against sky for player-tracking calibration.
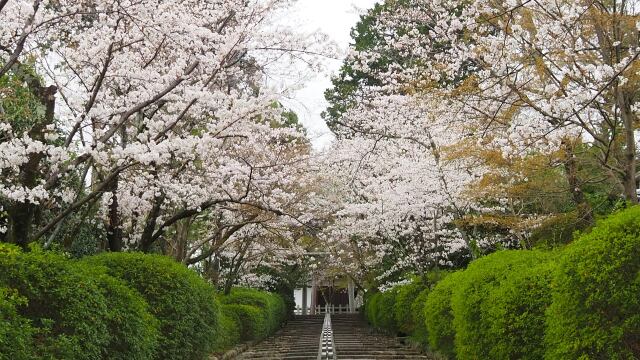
[278,0,379,149]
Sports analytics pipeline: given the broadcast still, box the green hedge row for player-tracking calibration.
[217,288,287,344]
[365,206,640,359]
[0,247,287,359]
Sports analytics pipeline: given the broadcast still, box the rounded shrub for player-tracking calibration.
[220,288,286,334]
[222,304,268,341]
[0,244,111,360]
[394,281,427,335]
[545,206,640,359]
[450,250,551,360]
[424,271,466,358]
[484,256,556,360]
[92,270,159,360]
[85,252,219,360]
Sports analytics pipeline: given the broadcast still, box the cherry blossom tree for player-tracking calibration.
[0,0,335,260]
[347,0,640,203]
[321,0,640,287]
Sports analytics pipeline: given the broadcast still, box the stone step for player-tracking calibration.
[236,314,434,360]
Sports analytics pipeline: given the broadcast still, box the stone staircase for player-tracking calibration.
[235,313,433,360]
[331,314,433,360]
[237,315,324,360]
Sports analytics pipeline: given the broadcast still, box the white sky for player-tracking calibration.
[279,0,379,149]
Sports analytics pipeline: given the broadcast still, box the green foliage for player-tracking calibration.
[394,281,427,335]
[219,287,286,335]
[364,289,398,333]
[545,206,640,359]
[85,252,219,360]
[530,210,590,248]
[451,250,551,360]
[424,271,466,358]
[92,270,159,360]
[0,287,34,360]
[212,309,241,351]
[0,68,45,136]
[364,291,381,327]
[222,304,268,341]
[0,244,111,360]
[484,257,556,360]
[0,245,160,360]
[409,287,431,347]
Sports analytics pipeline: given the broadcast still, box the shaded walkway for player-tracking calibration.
[235,314,433,359]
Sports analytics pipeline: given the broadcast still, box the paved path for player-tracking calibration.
[236,314,432,359]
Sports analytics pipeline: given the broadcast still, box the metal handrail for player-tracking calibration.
[317,312,337,360]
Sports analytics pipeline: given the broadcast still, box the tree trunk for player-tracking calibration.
[106,175,123,251]
[7,85,57,247]
[618,92,638,204]
[561,139,594,223]
[167,218,191,261]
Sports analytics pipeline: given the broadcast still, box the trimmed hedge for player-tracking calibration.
[409,287,431,347]
[424,271,466,358]
[374,207,640,360]
[222,304,268,341]
[481,252,555,360]
[394,281,427,335]
[93,271,159,360]
[545,206,640,359]
[0,287,34,360]
[219,287,287,335]
[0,245,290,359]
[0,245,112,359]
[85,252,219,360]
[212,309,241,351]
[364,289,398,333]
[364,291,381,328]
[451,250,551,360]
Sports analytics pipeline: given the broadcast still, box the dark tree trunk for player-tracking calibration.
[106,176,123,252]
[7,85,57,247]
[562,139,593,223]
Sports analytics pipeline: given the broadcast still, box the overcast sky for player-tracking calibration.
[279,0,379,149]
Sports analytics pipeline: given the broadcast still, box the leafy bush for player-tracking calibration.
[409,287,431,347]
[0,244,111,360]
[93,270,159,360]
[424,271,466,358]
[219,288,286,334]
[364,292,382,327]
[0,287,34,360]
[545,206,640,359]
[364,289,397,333]
[450,250,551,360]
[85,252,219,360]
[484,256,555,360]
[212,308,241,351]
[222,304,268,341]
[394,281,427,335]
